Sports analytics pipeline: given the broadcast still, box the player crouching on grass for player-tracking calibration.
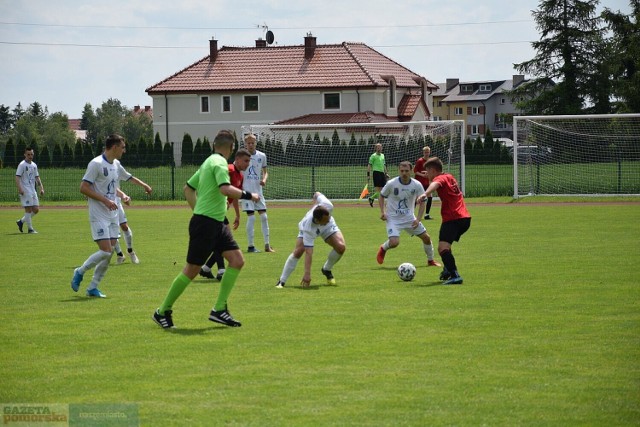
[276,192,346,288]
[417,157,471,285]
[375,161,441,268]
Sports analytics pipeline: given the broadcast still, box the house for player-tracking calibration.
[431,75,527,139]
[145,34,437,162]
[68,119,86,141]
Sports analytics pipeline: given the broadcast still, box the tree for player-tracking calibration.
[81,103,98,145]
[602,1,640,113]
[0,104,12,135]
[3,138,17,168]
[512,0,603,114]
[181,134,194,166]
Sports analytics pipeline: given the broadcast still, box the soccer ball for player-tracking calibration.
[397,262,416,282]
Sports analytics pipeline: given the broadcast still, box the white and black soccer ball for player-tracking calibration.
[397,262,416,282]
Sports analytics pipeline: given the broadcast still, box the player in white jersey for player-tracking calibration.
[70,134,127,298]
[376,161,441,268]
[113,162,152,264]
[276,192,346,288]
[15,146,45,234]
[241,133,274,253]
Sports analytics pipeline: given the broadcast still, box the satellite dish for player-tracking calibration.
[266,30,275,45]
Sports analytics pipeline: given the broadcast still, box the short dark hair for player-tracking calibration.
[106,134,124,150]
[214,130,236,148]
[24,146,34,152]
[425,156,443,172]
[312,205,330,222]
[235,148,251,159]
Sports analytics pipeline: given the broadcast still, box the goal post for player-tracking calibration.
[512,114,640,198]
[241,120,464,201]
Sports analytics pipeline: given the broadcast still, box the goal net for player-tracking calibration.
[240,120,464,201]
[513,114,640,197]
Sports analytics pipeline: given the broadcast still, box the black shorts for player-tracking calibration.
[439,217,471,244]
[372,171,387,188]
[186,214,240,265]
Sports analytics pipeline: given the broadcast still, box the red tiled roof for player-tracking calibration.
[146,42,436,94]
[397,94,430,120]
[68,119,81,131]
[275,111,395,125]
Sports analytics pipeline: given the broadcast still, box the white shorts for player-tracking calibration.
[117,203,128,225]
[242,194,267,212]
[386,218,426,238]
[90,219,120,242]
[298,218,340,247]
[19,192,39,207]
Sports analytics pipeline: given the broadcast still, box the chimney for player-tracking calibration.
[134,105,140,113]
[209,38,218,62]
[304,33,316,60]
[256,38,267,48]
[446,78,459,92]
[144,105,151,112]
[513,74,525,87]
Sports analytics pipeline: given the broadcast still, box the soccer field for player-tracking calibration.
[1,202,639,426]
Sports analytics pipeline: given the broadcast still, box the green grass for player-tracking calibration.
[1,202,639,426]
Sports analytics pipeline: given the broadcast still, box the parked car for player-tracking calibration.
[508,145,552,163]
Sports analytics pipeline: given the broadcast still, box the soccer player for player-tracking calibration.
[15,146,44,234]
[200,148,252,280]
[152,130,259,329]
[276,192,346,288]
[414,146,433,220]
[376,161,441,268]
[242,133,274,253]
[367,143,389,207]
[417,156,471,285]
[113,163,152,264]
[70,134,127,298]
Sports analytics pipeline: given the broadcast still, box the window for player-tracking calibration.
[243,95,259,112]
[454,107,463,115]
[479,84,492,92]
[500,98,506,105]
[471,107,480,115]
[433,116,442,121]
[222,96,231,112]
[437,101,444,107]
[460,84,473,92]
[323,93,341,110]
[471,125,480,135]
[200,96,209,113]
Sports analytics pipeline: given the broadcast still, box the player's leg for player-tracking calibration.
[415,226,440,266]
[321,231,346,285]
[439,219,470,284]
[86,236,117,298]
[245,210,258,252]
[276,237,305,288]
[258,210,274,252]
[424,196,433,220]
[377,223,400,264]
[71,220,113,292]
[210,227,243,326]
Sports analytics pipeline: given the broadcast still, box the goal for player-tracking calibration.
[513,114,640,197]
[240,120,464,200]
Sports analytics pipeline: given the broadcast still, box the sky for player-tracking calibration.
[0,0,632,119]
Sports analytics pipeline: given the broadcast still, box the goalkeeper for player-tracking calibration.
[275,192,346,288]
[366,143,389,207]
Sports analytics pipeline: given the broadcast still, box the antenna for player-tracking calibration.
[256,22,275,45]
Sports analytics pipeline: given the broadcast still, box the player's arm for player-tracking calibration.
[129,176,152,195]
[80,180,117,210]
[301,246,314,287]
[15,175,24,195]
[184,184,197,210]
[379,195,387,220]
[220,184,259,202]
[420,181,441,201]
[36,176,44,195]
[414,198,426,226]
[231,199,240,230]
[260,167,268,186]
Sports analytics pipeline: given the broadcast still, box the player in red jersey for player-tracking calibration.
[414,146,433,220]
[417,157,471,285]
[200,149,252,280]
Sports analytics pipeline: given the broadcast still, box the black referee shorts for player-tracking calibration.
[186,214,240,266]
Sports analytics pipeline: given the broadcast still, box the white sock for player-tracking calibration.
[382,240,390,251]
[88,255,112,290]
[23,212,32,230]
[424,242,435,261]
[323,249,343,271]
[123,228,133,250]
[280,254,299,283]
[79,250,112,274]
[260,213,270,246]
[246,215,256,247]
[114,239,122,255]
[201,265,212,273]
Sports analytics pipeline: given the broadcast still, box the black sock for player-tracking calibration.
[425,197,433,214]
[439,249,458,277]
